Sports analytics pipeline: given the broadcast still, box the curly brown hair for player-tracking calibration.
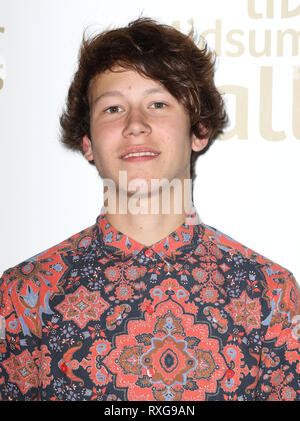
[59,17,228,183]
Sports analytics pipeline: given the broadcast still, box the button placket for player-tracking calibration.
[144,249,153,258]
[226,368,235,379]
[142,249,175,278]
[166,263,171,275]
[60,362,68,373]
[145,305,154,315]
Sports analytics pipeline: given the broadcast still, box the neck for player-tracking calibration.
[103,181,194,247]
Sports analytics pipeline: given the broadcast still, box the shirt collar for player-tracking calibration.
[95,204,204,262]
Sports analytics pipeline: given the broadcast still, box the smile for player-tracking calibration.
[123,152,158,159]
[122,152,159,159]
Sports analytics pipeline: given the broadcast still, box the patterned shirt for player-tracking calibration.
[0,209,299,401]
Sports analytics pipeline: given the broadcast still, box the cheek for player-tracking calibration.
[166,114,190,136]
[90,125,117,155]
[91,120,107,140]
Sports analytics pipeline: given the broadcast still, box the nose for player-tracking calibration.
[122,107,151,137]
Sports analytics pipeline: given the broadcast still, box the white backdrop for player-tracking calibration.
[0,0,299,283]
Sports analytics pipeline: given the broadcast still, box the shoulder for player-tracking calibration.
[1,220,98,291]
[0,221,99,338]
[200,222,300,320]
[201,221,294,276]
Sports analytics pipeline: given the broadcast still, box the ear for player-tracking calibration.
[191,134,209,153]
[82,135,94,161]
[191,124,210,152]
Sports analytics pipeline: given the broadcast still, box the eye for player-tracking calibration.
[149,102,167,109]
[104,105,123,114]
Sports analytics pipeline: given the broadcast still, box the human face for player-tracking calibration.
[82,68,207,195]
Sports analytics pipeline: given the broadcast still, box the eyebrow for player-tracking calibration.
[92,87,166,107]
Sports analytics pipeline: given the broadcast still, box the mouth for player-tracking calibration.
[120,151,160,162]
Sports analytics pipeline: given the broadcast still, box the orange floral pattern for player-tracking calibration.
[0,211,299,400]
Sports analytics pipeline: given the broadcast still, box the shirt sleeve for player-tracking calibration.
[0,271,40,401]
[256,273,300,401]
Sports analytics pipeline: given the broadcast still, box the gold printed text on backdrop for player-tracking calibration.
[172,0,300,141]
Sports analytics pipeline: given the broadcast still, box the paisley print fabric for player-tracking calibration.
[0,209,299,401]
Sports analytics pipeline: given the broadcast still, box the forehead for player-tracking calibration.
[88,67,167,103]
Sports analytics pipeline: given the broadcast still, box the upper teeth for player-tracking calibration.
[123,152,158,159]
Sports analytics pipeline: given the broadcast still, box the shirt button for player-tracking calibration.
[146,305,154,314]
[147,368,155,377]
[145,249,153,258]
[226,369,234,379]
[60,363,68,373]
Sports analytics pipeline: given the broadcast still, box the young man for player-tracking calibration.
[0,18,299,401]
